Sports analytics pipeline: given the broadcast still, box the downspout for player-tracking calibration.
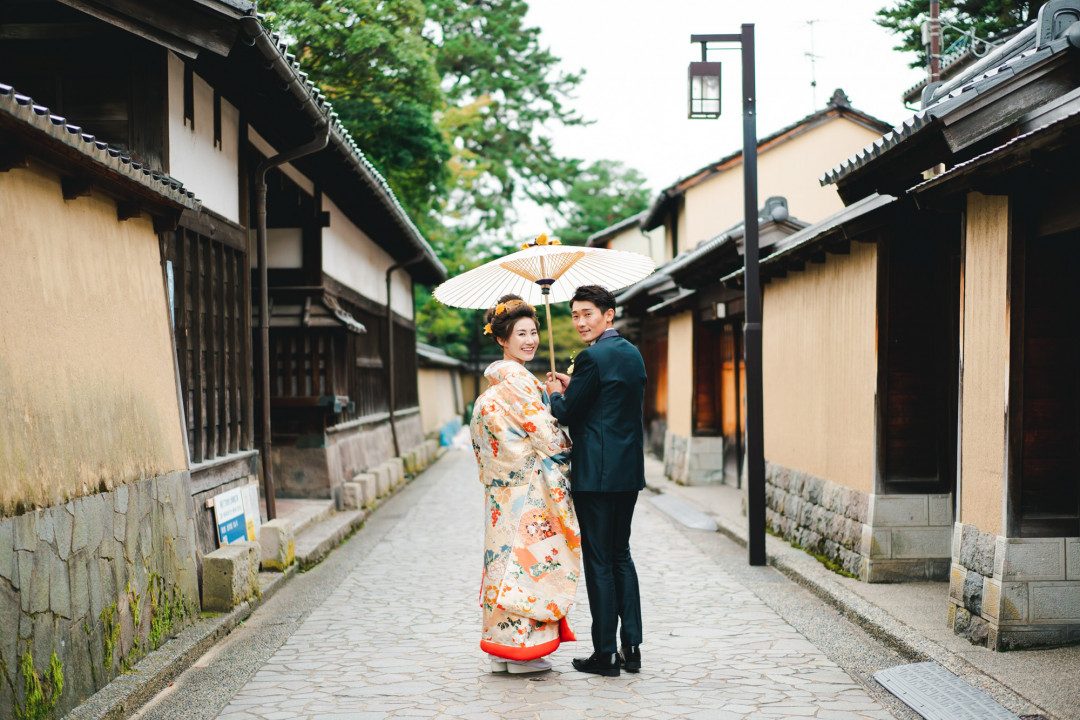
[240,15,332,520]
[386,254,426,457]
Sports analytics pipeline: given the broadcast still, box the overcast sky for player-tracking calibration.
[520,0,926,230]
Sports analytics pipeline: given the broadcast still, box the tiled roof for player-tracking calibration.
[250,14,447,282]
[820,21,1065,188]
[720,193,897,284]
[643,93,891,230]
[586,211,645,247]
[909,106,1080,195]
[0,82,199,209]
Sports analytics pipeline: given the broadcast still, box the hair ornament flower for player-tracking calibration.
[519,232,561,250]
[494,299,533,316]
[483,323,493,336]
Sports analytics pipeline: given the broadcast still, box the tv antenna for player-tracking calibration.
[804,19,823,109]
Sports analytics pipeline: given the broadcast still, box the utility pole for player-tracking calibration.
[688,25,766,566]
[805,20,822,110]
[929,0,942,82]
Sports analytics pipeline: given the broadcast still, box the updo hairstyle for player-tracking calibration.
[483,294,539,345]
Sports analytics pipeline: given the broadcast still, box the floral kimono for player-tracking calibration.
[471,359,581,661]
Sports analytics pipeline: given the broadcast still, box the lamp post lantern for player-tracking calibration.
[688,24,766,567]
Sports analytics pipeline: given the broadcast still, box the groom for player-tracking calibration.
[545,285,646,677]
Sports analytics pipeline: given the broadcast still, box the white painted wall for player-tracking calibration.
[322,195,414,320]
[166,52,240,222]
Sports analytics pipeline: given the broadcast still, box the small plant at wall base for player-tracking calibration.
[14,649,63,720]
[765,523,858,579]
[100,603,120,672]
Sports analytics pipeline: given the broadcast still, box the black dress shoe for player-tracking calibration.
[572,652,620,677]
[618,644,641,673]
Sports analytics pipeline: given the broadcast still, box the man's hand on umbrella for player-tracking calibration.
[545,372,570,396]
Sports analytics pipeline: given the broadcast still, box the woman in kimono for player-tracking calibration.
[470,294,581,674]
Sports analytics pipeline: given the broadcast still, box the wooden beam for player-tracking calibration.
[0,23,100,40]
[117,201,141,221]
[0,145,29,172]
[153,211,181,234]
[61,176,91,200]
[810,250,827,264]
[827,239,851,255]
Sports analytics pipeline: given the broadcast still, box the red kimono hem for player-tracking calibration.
[481,618,577,661]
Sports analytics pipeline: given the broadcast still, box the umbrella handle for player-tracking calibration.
[541,286,556,379]
[537,255,557,381]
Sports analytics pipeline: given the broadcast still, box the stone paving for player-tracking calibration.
[210,449,895,720]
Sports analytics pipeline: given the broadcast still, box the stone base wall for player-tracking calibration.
[646,418,666,458]
[274,413,426,499]
[765,463,954,582]
[862,493,953,582]
[765,463,867,577]
[0,471,200,719]
[663,431,727,486]
[949,524,1080,650]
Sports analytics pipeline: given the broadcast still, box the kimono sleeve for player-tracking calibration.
[501,369,568,459]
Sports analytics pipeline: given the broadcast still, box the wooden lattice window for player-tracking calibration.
[164,217,253,464]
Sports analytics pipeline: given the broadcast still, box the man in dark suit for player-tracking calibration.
[545,285,646,677]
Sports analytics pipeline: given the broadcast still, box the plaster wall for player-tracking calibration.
[166,53,240,223]
[680,117,882,247]
[666,311,695,438]
[762,241,878,495]
[959,192,1010,537]
[321,195,414,320]
[606,225,668,267]
[419,368,463,435]
[0,162,187,517]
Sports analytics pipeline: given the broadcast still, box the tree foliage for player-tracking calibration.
[259,0,652,360]
[257,0,450,220]
[875,1,1046,68]
[555,160,652,246]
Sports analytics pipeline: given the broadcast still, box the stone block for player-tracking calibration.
[1029,582,1080,621]
[928,494,953,526]
[949,563,967,603]
[1067,538,1080,581]
[891,526,953,559]
[202,542,260,611]
[341,482,364,510]
[861,524,891,559]
[999,581,1028,623]
[951,522,964,560]
[962,571,983,615]
[389,457,406,487]
[373,464,392,497]
[353,473,377,508]
[259,520,295,572]
[870,494,929,527]
[0,520,13,584]
[1001,538,1066,582]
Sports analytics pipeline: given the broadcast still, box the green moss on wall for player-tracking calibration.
[14,649,63,720]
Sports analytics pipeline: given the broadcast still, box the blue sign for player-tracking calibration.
[217,515,247,545]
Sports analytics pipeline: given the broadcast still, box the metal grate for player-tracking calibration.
[874,662,1017,720]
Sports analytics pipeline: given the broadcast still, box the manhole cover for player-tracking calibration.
[874,662,1017,720]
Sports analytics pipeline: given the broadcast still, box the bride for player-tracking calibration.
[470,294,581,674]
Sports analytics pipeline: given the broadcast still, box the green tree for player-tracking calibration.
[876,1,1046,68]
[429,0,588,237]
[257,0,450,221]
[554,160,652,245]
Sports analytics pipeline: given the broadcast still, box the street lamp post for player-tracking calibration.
[689,24,766,566]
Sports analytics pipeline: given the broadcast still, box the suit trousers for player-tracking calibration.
[571,491,643,654]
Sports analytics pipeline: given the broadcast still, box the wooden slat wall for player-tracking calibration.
[1020,232,1080,536]
[169,227,253,464]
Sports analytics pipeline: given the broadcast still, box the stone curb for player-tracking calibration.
[63,567,295,720]
[65,453,437,720]
[646,480,1051,719]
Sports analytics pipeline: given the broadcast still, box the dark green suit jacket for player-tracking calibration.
[550,331,647,493]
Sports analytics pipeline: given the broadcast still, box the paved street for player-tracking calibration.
[137,450,910,720]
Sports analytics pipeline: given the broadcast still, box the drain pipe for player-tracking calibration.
[254,123,330,520]
[239,13,334,520]
[386,254,426,457]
